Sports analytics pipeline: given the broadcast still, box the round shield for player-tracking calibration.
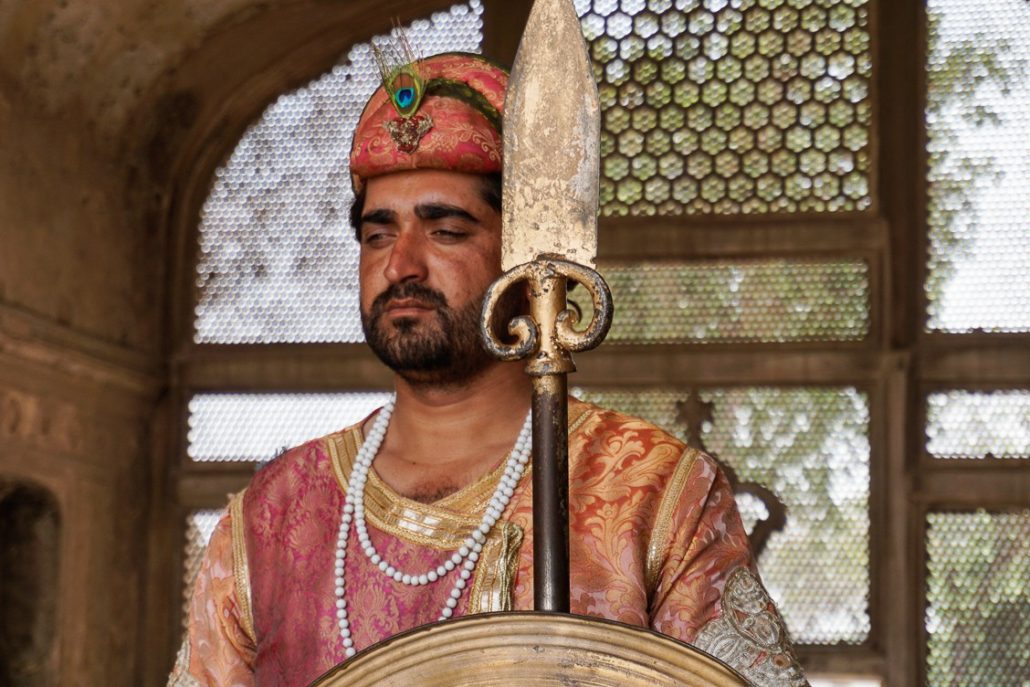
[311,612,747,686]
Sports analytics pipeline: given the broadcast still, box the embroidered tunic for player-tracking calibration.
[171,399,807,686]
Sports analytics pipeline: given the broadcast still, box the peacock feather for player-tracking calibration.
[371,29,426,118]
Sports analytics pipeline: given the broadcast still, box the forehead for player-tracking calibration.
[363,169,493,212]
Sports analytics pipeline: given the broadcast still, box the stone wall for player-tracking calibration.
[1,7,169,682]
[0,316,156,684]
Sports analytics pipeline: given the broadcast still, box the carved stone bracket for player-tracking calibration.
[676,389,787,557]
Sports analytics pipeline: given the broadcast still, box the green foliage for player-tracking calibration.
[925,11,1023,309]
[569,261,869,344]
[925,512,1030,687]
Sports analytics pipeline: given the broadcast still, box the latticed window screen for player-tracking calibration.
[182,510,224,628]
[574,0,873,216]
[573,387,871,644]
[570,259,869,343]
[193,0,877,346]
[925,511,1030,687]
[188,393,392,462]
[194,2,484,344]
[925,0,1030,332]
[927,390,1030,460]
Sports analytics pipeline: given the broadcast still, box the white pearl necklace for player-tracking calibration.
[334,396,532,657]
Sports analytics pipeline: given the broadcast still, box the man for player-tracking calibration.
[171,52,807,687]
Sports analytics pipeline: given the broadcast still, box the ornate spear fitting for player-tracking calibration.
[480,256,613,377]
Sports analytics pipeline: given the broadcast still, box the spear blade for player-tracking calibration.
[502,0,599,271]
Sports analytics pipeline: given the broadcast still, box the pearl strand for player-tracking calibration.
[334,396,532,657]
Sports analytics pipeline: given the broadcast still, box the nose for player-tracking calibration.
[383,230,428,284]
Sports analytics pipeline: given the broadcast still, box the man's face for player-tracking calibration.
[358,169,503,387]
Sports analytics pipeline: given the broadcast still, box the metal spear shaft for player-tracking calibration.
[530,354,571,611]
[527,267,574,611]
[523,263,613,610]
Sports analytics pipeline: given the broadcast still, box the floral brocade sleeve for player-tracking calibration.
[168,512,256,687]
[650,454,809,687]
[649,454,751,637]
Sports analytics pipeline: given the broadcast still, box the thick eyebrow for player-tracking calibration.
[415,202,479,224]
[360,208,396,226]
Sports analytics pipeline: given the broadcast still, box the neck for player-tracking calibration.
[378,361,532,468]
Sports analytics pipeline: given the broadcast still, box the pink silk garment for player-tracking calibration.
[170,399,807,687]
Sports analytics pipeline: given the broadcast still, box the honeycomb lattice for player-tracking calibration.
[194,3,483,344]
[573,386,870,644]
[568,259,869,343]
[188,392,392,462]
[925,0,1030,332]
[927,390,1030,460]
[575,0,873,216]
[925,511,1030,686]
[181,510,223,629]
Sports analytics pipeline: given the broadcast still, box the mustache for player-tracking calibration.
[369,282,449,318]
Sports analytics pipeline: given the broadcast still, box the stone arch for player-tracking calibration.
[0,478,60,686]
[156,0,467,342]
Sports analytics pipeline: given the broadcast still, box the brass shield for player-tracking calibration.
[310,613,747,686]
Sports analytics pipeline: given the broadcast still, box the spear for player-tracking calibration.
[480,0,613,612]
[314,1,751,682]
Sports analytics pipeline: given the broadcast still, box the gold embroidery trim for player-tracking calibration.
[694,567,809,687]
[568,397,593,435]
[228,489,256,644]
[327,429,505,548]
[645,447,702,596]
[496,521,524,610]
[167,637,203,687]
[468,520,524,613]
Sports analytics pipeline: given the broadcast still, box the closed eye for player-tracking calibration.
[361,227,394,246]
[431,228,467,241]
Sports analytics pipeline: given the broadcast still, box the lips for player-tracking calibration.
[367,283,450,325]
[385,298,435,316]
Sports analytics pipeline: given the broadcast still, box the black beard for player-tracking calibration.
[361,282,495,388]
